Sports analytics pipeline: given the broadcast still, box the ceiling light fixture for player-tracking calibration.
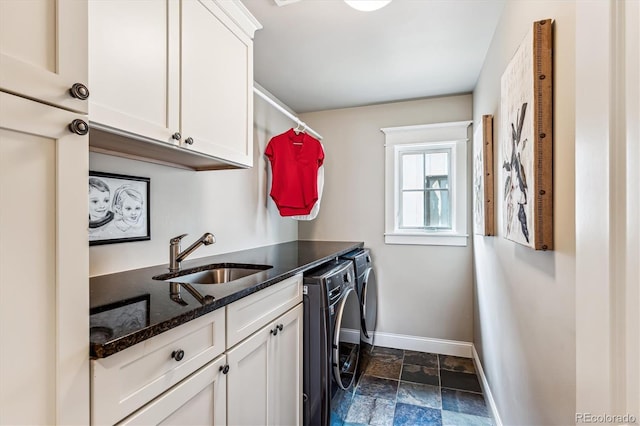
[344,0,392,12]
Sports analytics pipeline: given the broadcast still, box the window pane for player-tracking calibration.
[427,176,448,189]
[426,190,450,228]
[425,152,449,176]
[402,153,424,190]
[401,191,424,227]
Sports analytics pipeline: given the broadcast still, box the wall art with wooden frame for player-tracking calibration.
[473,115,495,236]
[500,19,554,250]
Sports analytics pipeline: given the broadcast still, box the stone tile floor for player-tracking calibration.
[331,346,494,426]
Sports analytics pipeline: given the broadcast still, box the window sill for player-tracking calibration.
[384,232,468,247]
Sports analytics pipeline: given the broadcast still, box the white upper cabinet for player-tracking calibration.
[0,0,89,113]
[89,0,261,169]
[89,0,180,145]
[181,0,254,166]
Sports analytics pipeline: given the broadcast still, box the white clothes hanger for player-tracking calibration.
[293,120,306,135]
[292,121,306,145]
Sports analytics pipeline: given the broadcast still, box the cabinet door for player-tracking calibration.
[269,304,303,426]
[117,354,227,426]
[0,92,89,424]
[89,0,179,144]
[0,0,88,113]
[226,304,303,426]
[181,0,254,167]
[226,323,270,426]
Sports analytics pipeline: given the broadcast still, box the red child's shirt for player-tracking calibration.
[265,129,324,216]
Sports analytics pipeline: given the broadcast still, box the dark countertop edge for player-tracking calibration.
[90,241,363,359]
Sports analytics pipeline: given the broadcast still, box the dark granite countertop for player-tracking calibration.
[90,240,363,358]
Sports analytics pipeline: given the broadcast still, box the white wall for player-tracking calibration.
[299,95,474,343]
[575,0,640,419]
[472,2,576,425]
[625,2,640,416]
[89,94,298,276]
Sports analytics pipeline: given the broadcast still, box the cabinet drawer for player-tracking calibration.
[226,274,302,347]
[91,308,225,425]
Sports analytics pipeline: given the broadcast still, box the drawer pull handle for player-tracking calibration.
[270,324,284,336]
[219,364,230,374]
[171,349,185,362]
[69,83,89,100]
[68,119,89,135]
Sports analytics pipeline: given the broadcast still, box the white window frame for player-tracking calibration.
[382,121,472,246]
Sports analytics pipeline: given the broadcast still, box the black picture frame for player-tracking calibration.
[89,171,150,246]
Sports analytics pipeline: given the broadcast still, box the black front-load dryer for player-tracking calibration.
[303,260,359,426]
[340,248,378,381]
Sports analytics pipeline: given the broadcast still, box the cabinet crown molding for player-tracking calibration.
[214,0,263,38]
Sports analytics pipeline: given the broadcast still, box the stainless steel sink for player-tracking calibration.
[154,264,273,285]
[169,267,268,284]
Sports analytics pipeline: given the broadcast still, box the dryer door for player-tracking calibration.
[361,267,378,340]
[332,286,360,390]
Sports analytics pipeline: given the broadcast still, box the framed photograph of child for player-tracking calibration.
[89,171,150,246]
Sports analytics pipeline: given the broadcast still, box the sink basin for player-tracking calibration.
[154,264,273,285]
[170,267,269,284]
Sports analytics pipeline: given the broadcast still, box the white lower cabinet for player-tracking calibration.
[91,274,303,425]
[269,304,303,426]
[227,304,303,426]
[118,354,227,426]
[91,309,226,425]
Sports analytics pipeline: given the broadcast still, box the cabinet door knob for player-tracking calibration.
[277,324,284,331]
[185,137,194,145]
[68,119,89,135]
[172,132,181,141]
[270,327,278,336]
[69,83,90,100]
[219,364,229,374]
[171,349,185,362]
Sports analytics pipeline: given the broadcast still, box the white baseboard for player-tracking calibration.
[373,330,473,357]
[472,345,503,426]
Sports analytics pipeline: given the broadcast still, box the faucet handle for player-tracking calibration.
[170,233,188,245]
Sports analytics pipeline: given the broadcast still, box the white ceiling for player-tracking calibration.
[241,0,506,113]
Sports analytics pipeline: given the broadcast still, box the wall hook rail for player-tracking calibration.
[253,85,323,140]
